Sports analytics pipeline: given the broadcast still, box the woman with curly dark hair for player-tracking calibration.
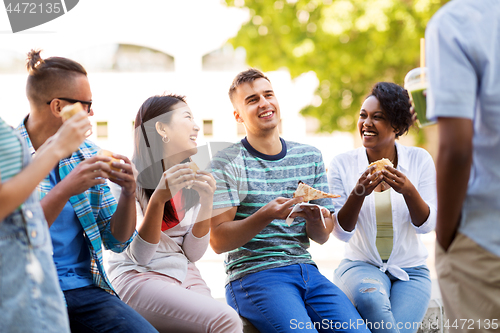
[327,82,436,333]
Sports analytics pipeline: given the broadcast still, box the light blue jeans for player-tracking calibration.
[226,263,370,333]
[334,259,431,333]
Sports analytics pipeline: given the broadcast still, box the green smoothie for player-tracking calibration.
[409,88,431,127]
[405,67,436,127]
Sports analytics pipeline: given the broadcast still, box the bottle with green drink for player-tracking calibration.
[404,67,436,127]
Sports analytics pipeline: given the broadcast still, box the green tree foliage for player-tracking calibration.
[225,0,448,134]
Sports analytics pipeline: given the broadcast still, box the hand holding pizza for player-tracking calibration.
[262,197,304,220]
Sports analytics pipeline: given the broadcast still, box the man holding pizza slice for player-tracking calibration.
[293,181,341,202]
[210,68,369,333]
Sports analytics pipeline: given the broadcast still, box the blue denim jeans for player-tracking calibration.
[226,263,370,333]
[64,285,158,333]
[334,259,431,333]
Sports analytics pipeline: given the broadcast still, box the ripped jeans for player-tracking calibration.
[333,259,431,333]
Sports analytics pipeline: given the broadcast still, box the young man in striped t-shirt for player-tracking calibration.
[210,68,369,332]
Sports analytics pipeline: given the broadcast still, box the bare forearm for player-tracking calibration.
[40,182,73,226]
[110,192,136,242]
[436,145,471,250]
[137,196,164,244]
[436,118,473,250]
[403,186,430,227]
[337,192,365,232]
[191,200,212,238]
[0,148,63,221]
[306,215,333,244]
[210,208,273,254]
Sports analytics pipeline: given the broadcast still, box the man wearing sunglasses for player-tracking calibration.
[16,50,158,333]
[46,97,93,114]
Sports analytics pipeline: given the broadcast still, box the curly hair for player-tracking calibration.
[369,82,412,138]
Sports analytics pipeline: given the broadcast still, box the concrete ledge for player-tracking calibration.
[241,317,259,333]
[417,298,448,333]
[214,298,258,332]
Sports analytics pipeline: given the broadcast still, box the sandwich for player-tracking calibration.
[60,102,84,121]
[97,149,122,172]
[185,161,200,189]
[367,158,393,174]
[187,161,200,172]
[293,181,340,203]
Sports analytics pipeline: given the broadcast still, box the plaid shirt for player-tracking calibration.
[17,118,135,295]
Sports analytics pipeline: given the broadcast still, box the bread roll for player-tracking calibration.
[185,161,200,189]
[60,102,84,121]
[187,161,200,172]
[97,149,122,172]
[368,158,393,174]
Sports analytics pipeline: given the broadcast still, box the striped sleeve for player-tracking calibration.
[211,148,242,210]
[0,118,23,182]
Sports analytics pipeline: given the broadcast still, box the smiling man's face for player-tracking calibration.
[232,78,281,136]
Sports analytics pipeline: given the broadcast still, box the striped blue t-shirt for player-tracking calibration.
[0,117,23,183]
[211,138,334,283]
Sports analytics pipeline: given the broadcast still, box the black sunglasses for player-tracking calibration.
[47,97,92,113]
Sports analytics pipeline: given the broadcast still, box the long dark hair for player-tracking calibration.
[133,94,199,222]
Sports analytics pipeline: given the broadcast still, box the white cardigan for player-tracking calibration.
[106,191,209,284]
[327,142,437,281]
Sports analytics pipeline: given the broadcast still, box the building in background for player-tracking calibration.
[0,2,353,167]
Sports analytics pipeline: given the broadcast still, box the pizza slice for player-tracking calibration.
[293,181,340,202]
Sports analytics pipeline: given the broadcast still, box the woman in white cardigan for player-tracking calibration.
[106,94,242,333]
[327,82,436,333]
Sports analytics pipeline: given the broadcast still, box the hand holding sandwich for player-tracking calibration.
[337,162,389,232]
[38,110,91,160]
[152,164,195,204]
[0,111,90,222]
[104,153,136,197]
[381,165,415,195]
[353,165,384,198]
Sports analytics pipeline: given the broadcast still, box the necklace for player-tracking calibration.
[367,146,398,167]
